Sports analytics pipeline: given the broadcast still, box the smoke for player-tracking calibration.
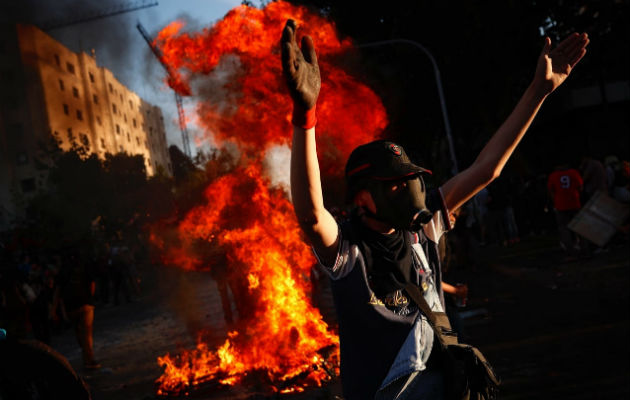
[191,54,243,118]
[263,144,291,196]
[3,0,143,84]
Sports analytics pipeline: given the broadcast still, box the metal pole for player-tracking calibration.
[357,39,459,175]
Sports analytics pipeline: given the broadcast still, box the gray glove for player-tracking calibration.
[281,19,321,112]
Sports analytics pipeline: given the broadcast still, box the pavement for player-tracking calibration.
[48,232,629,400]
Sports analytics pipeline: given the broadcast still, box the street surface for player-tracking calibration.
[51,233,629,399]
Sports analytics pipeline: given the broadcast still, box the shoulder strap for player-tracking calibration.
[402,282,459,347]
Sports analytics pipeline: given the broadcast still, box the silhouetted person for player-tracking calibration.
[580,155,608,203]
[0,337,91,399]
[59,251,100,369]
[547,163,583,260]
[109,244,131,306]
[194,239,235,325]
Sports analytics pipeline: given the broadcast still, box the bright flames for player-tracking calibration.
[152,0,388,395]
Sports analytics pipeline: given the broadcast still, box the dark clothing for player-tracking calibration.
[581,158,608,200]
[0,339,91,399]
[320,189,450,399]
[555,209,580,256]
[331,221,419,399]
[59,259,95,312]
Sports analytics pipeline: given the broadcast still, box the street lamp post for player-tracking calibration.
[357,39,459,175]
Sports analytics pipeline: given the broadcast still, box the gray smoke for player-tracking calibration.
[263,144,291,197]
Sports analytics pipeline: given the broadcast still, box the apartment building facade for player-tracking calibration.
[0,24,173,228]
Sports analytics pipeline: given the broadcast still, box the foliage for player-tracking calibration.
[22,143,174,250]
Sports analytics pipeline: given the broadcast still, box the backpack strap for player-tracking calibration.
[401,281,459,347]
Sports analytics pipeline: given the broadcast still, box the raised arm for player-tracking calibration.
[282,20,339,264]
[441,33,589,213]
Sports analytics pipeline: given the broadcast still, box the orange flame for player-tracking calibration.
[151,0,387,395]
[155,164,339,394]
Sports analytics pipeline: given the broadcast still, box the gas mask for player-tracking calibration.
[363,175,433,231]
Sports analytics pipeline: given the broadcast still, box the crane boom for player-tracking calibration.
[136,22,192,158]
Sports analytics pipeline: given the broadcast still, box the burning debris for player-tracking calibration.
[150,1,388,395]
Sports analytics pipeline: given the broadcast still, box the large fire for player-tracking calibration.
[152,0,388,395]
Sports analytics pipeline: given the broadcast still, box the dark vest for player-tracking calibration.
[330,219,445,400]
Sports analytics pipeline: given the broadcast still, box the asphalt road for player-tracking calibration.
[49,232,629,400]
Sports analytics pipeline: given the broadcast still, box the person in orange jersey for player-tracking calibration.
[282,19,588,400]
[547,162,584,260]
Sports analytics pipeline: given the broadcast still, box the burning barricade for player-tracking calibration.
[149,1,387,395]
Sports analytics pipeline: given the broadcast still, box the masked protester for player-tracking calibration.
[282,19,588,400]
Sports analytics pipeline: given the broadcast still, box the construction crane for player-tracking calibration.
[42,0,159,31]
[137,22,192,158]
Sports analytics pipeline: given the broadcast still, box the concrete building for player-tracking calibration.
[0,23,172,228]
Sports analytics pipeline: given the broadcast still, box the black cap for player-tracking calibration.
[345,140,431,186]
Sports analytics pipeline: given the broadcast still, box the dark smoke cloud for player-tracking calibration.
[2,0,154,91]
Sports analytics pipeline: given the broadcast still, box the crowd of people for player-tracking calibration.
[0,234,144,370]
[448,154,629,263]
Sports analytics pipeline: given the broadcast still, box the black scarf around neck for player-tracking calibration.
[353,214,414,297]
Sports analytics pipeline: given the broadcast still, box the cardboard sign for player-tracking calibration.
[568,191,630,247]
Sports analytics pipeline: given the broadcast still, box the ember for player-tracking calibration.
[151,0,387,395]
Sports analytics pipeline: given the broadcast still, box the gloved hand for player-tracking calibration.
[281,19,320,129]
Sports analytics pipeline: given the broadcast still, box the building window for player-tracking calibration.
[67,128,74,142]
[93,94,98,104]
[80,133,89,147]
[76,110,83,120]
[59,79,64,91]
[89,72,95,83]
[63,104,69,115]
[128,100,133,108]
[66,62,75,74]
[135,137,140,145]
[54,54,60,66]
[72,87,79,98]
[149,127,153,136]
[100,138,105,148]
[119,93,122,101]
[132,118,137,128]
[108,83,113,93]
[96,116,102,125]
[123,114,127,122]
[112,104,117,114]
[119,145,123,152]
[127,132,130,142]
[115,124,120,134]
[21,178,36,193]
